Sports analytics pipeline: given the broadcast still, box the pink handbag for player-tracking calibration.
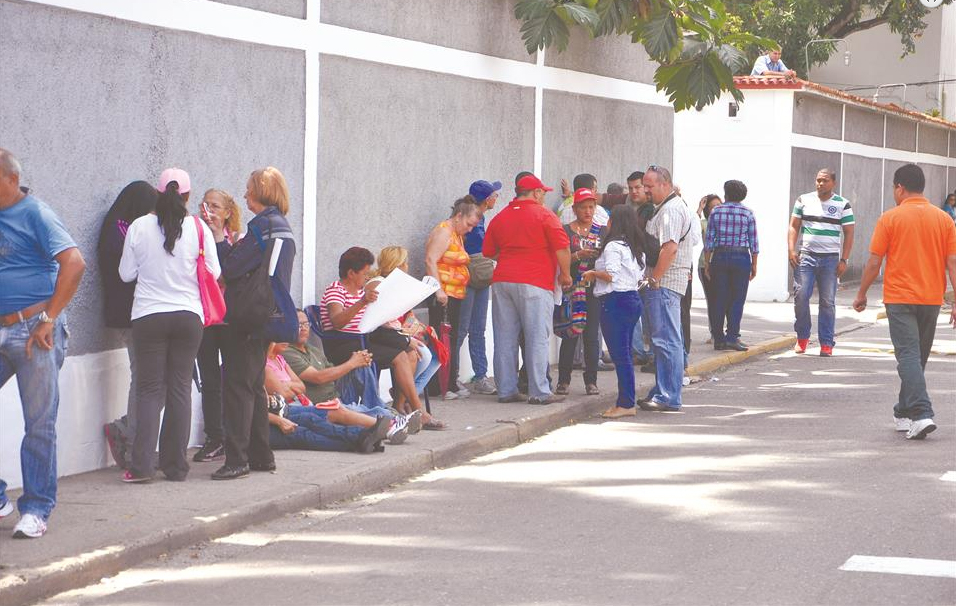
[194,217,226,327]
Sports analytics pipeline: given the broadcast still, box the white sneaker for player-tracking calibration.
[454,381,471,397]
[442,390,459,401]
[471,376,498,395]
[0,499,13,519]
[386,415,409,445]
[894,417,912,432]
[906,418,937,440]
[404,410,422,435]
[13,513,47,539]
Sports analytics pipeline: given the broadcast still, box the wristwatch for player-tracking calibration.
[38,311,54,324]
[647,276,661,290]
[839,258,848,264]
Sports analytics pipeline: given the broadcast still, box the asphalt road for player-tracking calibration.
[41,318,956,606]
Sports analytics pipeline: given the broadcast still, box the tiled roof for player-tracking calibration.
[732,76,956,129]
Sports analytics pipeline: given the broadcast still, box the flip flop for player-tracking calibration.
[422,418,448,431]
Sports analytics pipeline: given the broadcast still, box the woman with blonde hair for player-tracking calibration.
[370,246,441,413]
[207,167,296,480]
[193,188,242,463]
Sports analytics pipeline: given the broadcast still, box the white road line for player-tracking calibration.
[840,555,956,579]
[941,471,956,482]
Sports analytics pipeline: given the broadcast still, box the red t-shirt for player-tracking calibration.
[482,197,570,292]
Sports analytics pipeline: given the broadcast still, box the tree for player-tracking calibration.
[513,0,775,111]
[722,0,955,78]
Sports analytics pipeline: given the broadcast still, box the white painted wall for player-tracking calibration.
[812,4,954,118]
[674,89,796,303]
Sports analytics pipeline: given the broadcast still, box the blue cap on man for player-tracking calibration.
[469,179,502,202]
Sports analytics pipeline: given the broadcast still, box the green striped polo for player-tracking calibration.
[792,192,854,254]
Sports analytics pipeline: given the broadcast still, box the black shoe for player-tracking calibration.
[498,394,526,403]
[211,464,249,480]
[356,416,389,454]
[529,395,565,405]
[714,342,727,350]
[644,400,682,412]
[104,422,130,470]
[632,355,651,366]
[192,441,225,463]
[249,461,276,472]
[724,341,749,352]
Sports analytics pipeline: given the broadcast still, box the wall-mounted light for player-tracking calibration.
[729,101,739,117]
[804,38,851,81]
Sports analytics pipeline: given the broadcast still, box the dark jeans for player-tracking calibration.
[698,264,720,342]
[599,291,643,408]
[558,290,601,385]
[196,324,226,443]
[269,406,364,452]
[887,304,940,421]
[710,250,752,344]
[681,275,692,357]
[220,324,274,468]
[428,296,461,395]
[129,311,203,480]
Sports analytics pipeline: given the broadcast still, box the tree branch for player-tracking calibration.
[824,1,892,39]
[818,0,863,39]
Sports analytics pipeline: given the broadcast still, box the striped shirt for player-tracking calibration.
[792,193,854,254]
[646,193,695,295]
[704,201,759,254]
[319,280,364,333]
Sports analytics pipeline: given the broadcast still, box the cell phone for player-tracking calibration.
[201,202,211,218]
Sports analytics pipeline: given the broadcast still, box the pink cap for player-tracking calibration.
[158,168,191,194]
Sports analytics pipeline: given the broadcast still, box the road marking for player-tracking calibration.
[840,555,956,579]
[941,471,956,482]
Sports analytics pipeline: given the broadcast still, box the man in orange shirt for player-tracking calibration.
[853,164,956,440]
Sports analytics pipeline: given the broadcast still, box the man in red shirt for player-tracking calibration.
[483,174,571,404]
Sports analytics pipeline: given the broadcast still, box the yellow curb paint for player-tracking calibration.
[687,335,797,377]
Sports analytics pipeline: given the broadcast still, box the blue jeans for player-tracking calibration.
[0,314,68,520]
[413,341,441,394]
[492,282,554,399]
[710,250,752,344]
[793,253,838,346]
[269,406,364,452]
[643,288,684,409]
[631,317,651,358]
[886,304,939,421]
[344,403,394,419]
[458,285,490,379]
[599,291,642,408]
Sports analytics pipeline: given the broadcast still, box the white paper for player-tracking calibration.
[356,269,440,333]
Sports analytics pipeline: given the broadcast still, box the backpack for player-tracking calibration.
[224,228,298,343]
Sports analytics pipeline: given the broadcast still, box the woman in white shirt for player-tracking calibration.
[582,205,646,419]
[118,168,220,482]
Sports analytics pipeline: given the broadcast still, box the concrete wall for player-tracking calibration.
[792,94,843,140]
[1,0,673,488]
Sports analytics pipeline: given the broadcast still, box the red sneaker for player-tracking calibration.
[794,338,809,354]
[820,345,833,357]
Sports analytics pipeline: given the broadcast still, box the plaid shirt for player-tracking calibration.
[704,201,759,254]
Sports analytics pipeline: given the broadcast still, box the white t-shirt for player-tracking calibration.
[119,214,220,322]
[593,240,644,296]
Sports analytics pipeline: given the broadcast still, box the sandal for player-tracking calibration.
[585,383,600,395]
[555,383,570,395]
[422,418,448,431]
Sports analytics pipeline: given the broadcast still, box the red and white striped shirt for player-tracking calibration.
[319,280,364,333]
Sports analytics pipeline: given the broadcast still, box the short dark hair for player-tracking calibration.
[723,180,747,203]
[338,246,375,279]
[893,164,925,194]
[606,182,624,195]
[573,173,597,191]
[626,171,644,183]
[818,168,837,182]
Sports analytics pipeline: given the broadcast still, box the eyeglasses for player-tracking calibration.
[298,321,310,327]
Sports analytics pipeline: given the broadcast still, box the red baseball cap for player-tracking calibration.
[516,174,553,192]
[573,188,597,204]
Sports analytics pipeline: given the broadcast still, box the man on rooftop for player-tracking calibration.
[751,46,797,79]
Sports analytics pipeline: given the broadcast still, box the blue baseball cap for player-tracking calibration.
[469,179,502,202]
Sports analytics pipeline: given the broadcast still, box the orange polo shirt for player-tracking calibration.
[869,196,956,305]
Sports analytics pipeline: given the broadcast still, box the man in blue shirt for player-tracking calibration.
[704,180,759,351]
[751,47,797,78]
[0,149,86,539]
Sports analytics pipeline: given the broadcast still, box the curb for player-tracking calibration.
[1,398,611,606]
[686,335,797,376]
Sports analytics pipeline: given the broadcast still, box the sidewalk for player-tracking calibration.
[0,283,886,606]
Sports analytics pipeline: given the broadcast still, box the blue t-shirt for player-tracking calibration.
[0,193,77,314]
[463,215,485,255]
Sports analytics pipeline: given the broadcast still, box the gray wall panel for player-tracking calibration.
[792,94,842,140]
[320,0,531,62]
[885,117,917,151]
[918,125,949,156]
[0,2,306,356]
[951,132,956,158]
[949,167,956,194]
[789,148,842,207]
[542,91,673,199]
[316,55,535,287]
[920,164,948,209]
[883,160,907,213]
[844,106,883,147]
[839,155,883,281]
[545,29,656,84]
[208,0,305,18]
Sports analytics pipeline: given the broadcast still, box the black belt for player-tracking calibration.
[804,251,839,257]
